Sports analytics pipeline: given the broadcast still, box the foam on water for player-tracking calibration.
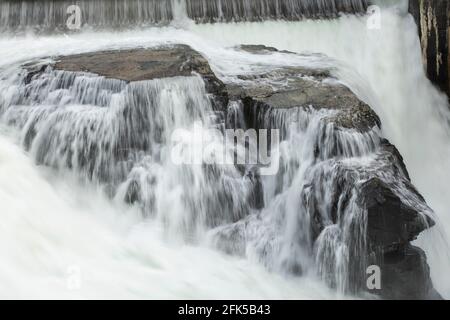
[0,1,449,299]
[0,130,343,299]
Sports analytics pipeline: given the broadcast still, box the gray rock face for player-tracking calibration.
[373,244,439,300]
[0,0,370,32]
[409,0,450,99]
[23,44,437,299]
[221,45,437,299]
[360,176,433,251]
[54,45,214,82]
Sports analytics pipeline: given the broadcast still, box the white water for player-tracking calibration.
[0,129,343,299]
[0,2,449,299]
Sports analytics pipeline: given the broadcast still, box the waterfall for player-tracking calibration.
[0,0,174,31]
[0,0,449,299]
[213,103,432,293]
[0,0,369,32]
[189,1,450,297]
[0,66,258,240]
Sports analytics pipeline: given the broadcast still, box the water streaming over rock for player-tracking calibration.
[0,0,448,299]
[0,66,258,240]
[0,0,369,31]
[214,101,433,294]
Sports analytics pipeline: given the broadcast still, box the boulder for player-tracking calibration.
[360,177,434,252]
[215,45,438,299]
[26,45,228,110]
[409,0,450,99]
[226,45,380,132]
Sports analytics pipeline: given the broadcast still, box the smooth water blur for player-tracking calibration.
[0,130,342,299]
[0,2,449,299]
[189,8,450,298]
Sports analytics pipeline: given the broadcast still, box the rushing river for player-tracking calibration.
[0,0,449,299]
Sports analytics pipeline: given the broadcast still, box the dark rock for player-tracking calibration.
[224,54,380,132]
[372,245,436,300]
[0,0,370,32]
[214,45,438,299]
[378,138,411,181]
[50,45,228,110]
[124,180,141,205]
[359,177,434,252]
[245,167,265,210]
[22,63,48,85]
[54,45,211,80]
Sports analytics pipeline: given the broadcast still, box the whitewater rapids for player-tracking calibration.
[0,2,449,299]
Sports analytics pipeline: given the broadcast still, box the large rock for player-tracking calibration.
[409,0,450,99]
[22,43,438,299]
[0,0,370,32]
[217,45,438,299]
[372,244,439,300]
[27,45,228,109]
[54,45,213,82]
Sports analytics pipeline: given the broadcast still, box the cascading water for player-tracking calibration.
[0,64,255,240]
[0,0,369,31]
[0,0,449,299]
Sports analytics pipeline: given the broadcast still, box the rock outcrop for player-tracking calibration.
[0,0,370,32]
[409,0,450,99]
[221,45,439,299]
[21,44,438,299]
[376,244,441,300]
[28,45,228,109]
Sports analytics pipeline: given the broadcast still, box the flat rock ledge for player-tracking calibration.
[27,45,228,109]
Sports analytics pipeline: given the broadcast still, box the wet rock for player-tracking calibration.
[245,167,265,210]
[0,0,370,32]
[225,46,380,132]
[124,180,141,205]
[372,245,437,300]
[409,0,450,99]
[238,44,294,55]
[27,45,228,110]
[359,177,434,251]
[23,63,48,85]
[24,42,439,299]
[215,45,437,298]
